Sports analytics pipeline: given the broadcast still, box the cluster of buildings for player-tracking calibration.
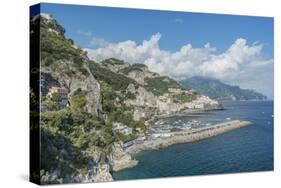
[150,119,204,139]
[185,95,219,109]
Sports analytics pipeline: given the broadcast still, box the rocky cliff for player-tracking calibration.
[108,142,138,171]
[31,13,109,184]
[31,13,221,185]
[89,58,220,121]
[38,13,102,115]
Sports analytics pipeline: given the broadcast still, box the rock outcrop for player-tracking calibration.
[101,58,130,72]
[32,13,108,185]
[69,164,113,183]
[108,142,138,171]
[40,146,113,184]
[39,13,101,115]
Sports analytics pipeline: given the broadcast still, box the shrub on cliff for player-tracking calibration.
[144,76,182,96]
[89,62,137,91]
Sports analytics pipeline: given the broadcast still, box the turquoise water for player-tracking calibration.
[113,101,273,180]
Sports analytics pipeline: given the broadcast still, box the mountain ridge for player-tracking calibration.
[180,76,267,101]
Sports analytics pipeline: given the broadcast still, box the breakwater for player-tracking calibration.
[126,120,252,155]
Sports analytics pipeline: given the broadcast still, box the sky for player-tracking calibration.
[39,3,274,99]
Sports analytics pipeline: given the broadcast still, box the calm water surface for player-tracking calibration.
[113,101,273,180]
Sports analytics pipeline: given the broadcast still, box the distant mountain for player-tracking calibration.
[180,76,267,101]
[31,14,221,184]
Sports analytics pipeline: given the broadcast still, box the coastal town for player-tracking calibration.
[121,119,251,153]
[38,81,252,164]
[107,116,252,173]
[31,12,260,185]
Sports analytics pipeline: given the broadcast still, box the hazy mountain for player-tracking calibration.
[180,76,267,101]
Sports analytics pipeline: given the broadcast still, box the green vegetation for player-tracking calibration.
[99,82,138,131]
[114,134,138,143]
[101,58,126,65]
[137,117,146,131]
[125,91,136,99]
[70,89,87,113]
[40,108,115,179]
[41,31,81,65]
[40,15,65,36]
[172,92,198,103]
[109,110,136,128]
[144,76,182,96]
[41,94,61,111]
[89,62,137,91]
[50,93,62,103]
[44,93,63,111]
[40,24,89,76]
[40,125,90,181]
[40,104,140,171]
[120,63,146,74]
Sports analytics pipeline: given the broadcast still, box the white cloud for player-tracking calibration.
[84,33,273,97]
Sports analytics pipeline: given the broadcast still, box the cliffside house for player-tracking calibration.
[47,86,68,96]
[47,86,69,109]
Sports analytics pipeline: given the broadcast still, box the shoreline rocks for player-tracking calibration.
[91,164,113,182]
[108,142,139,172]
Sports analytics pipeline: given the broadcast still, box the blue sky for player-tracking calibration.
[38,3,274,98]
[40,3,273,57]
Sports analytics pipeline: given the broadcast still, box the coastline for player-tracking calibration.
[152,106,225,120]
[143,120,252,151]
[113,120,252,172]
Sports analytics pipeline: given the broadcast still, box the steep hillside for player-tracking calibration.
[32,13,112,184]
[31,13,221,184]
[89,58,220,121]
[180,76,267,101]
[38,13,101,115]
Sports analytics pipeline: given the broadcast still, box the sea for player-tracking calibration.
[112,100,274,180]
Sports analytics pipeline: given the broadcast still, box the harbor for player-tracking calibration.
[113,101,273,180]
[123,119,252,154]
